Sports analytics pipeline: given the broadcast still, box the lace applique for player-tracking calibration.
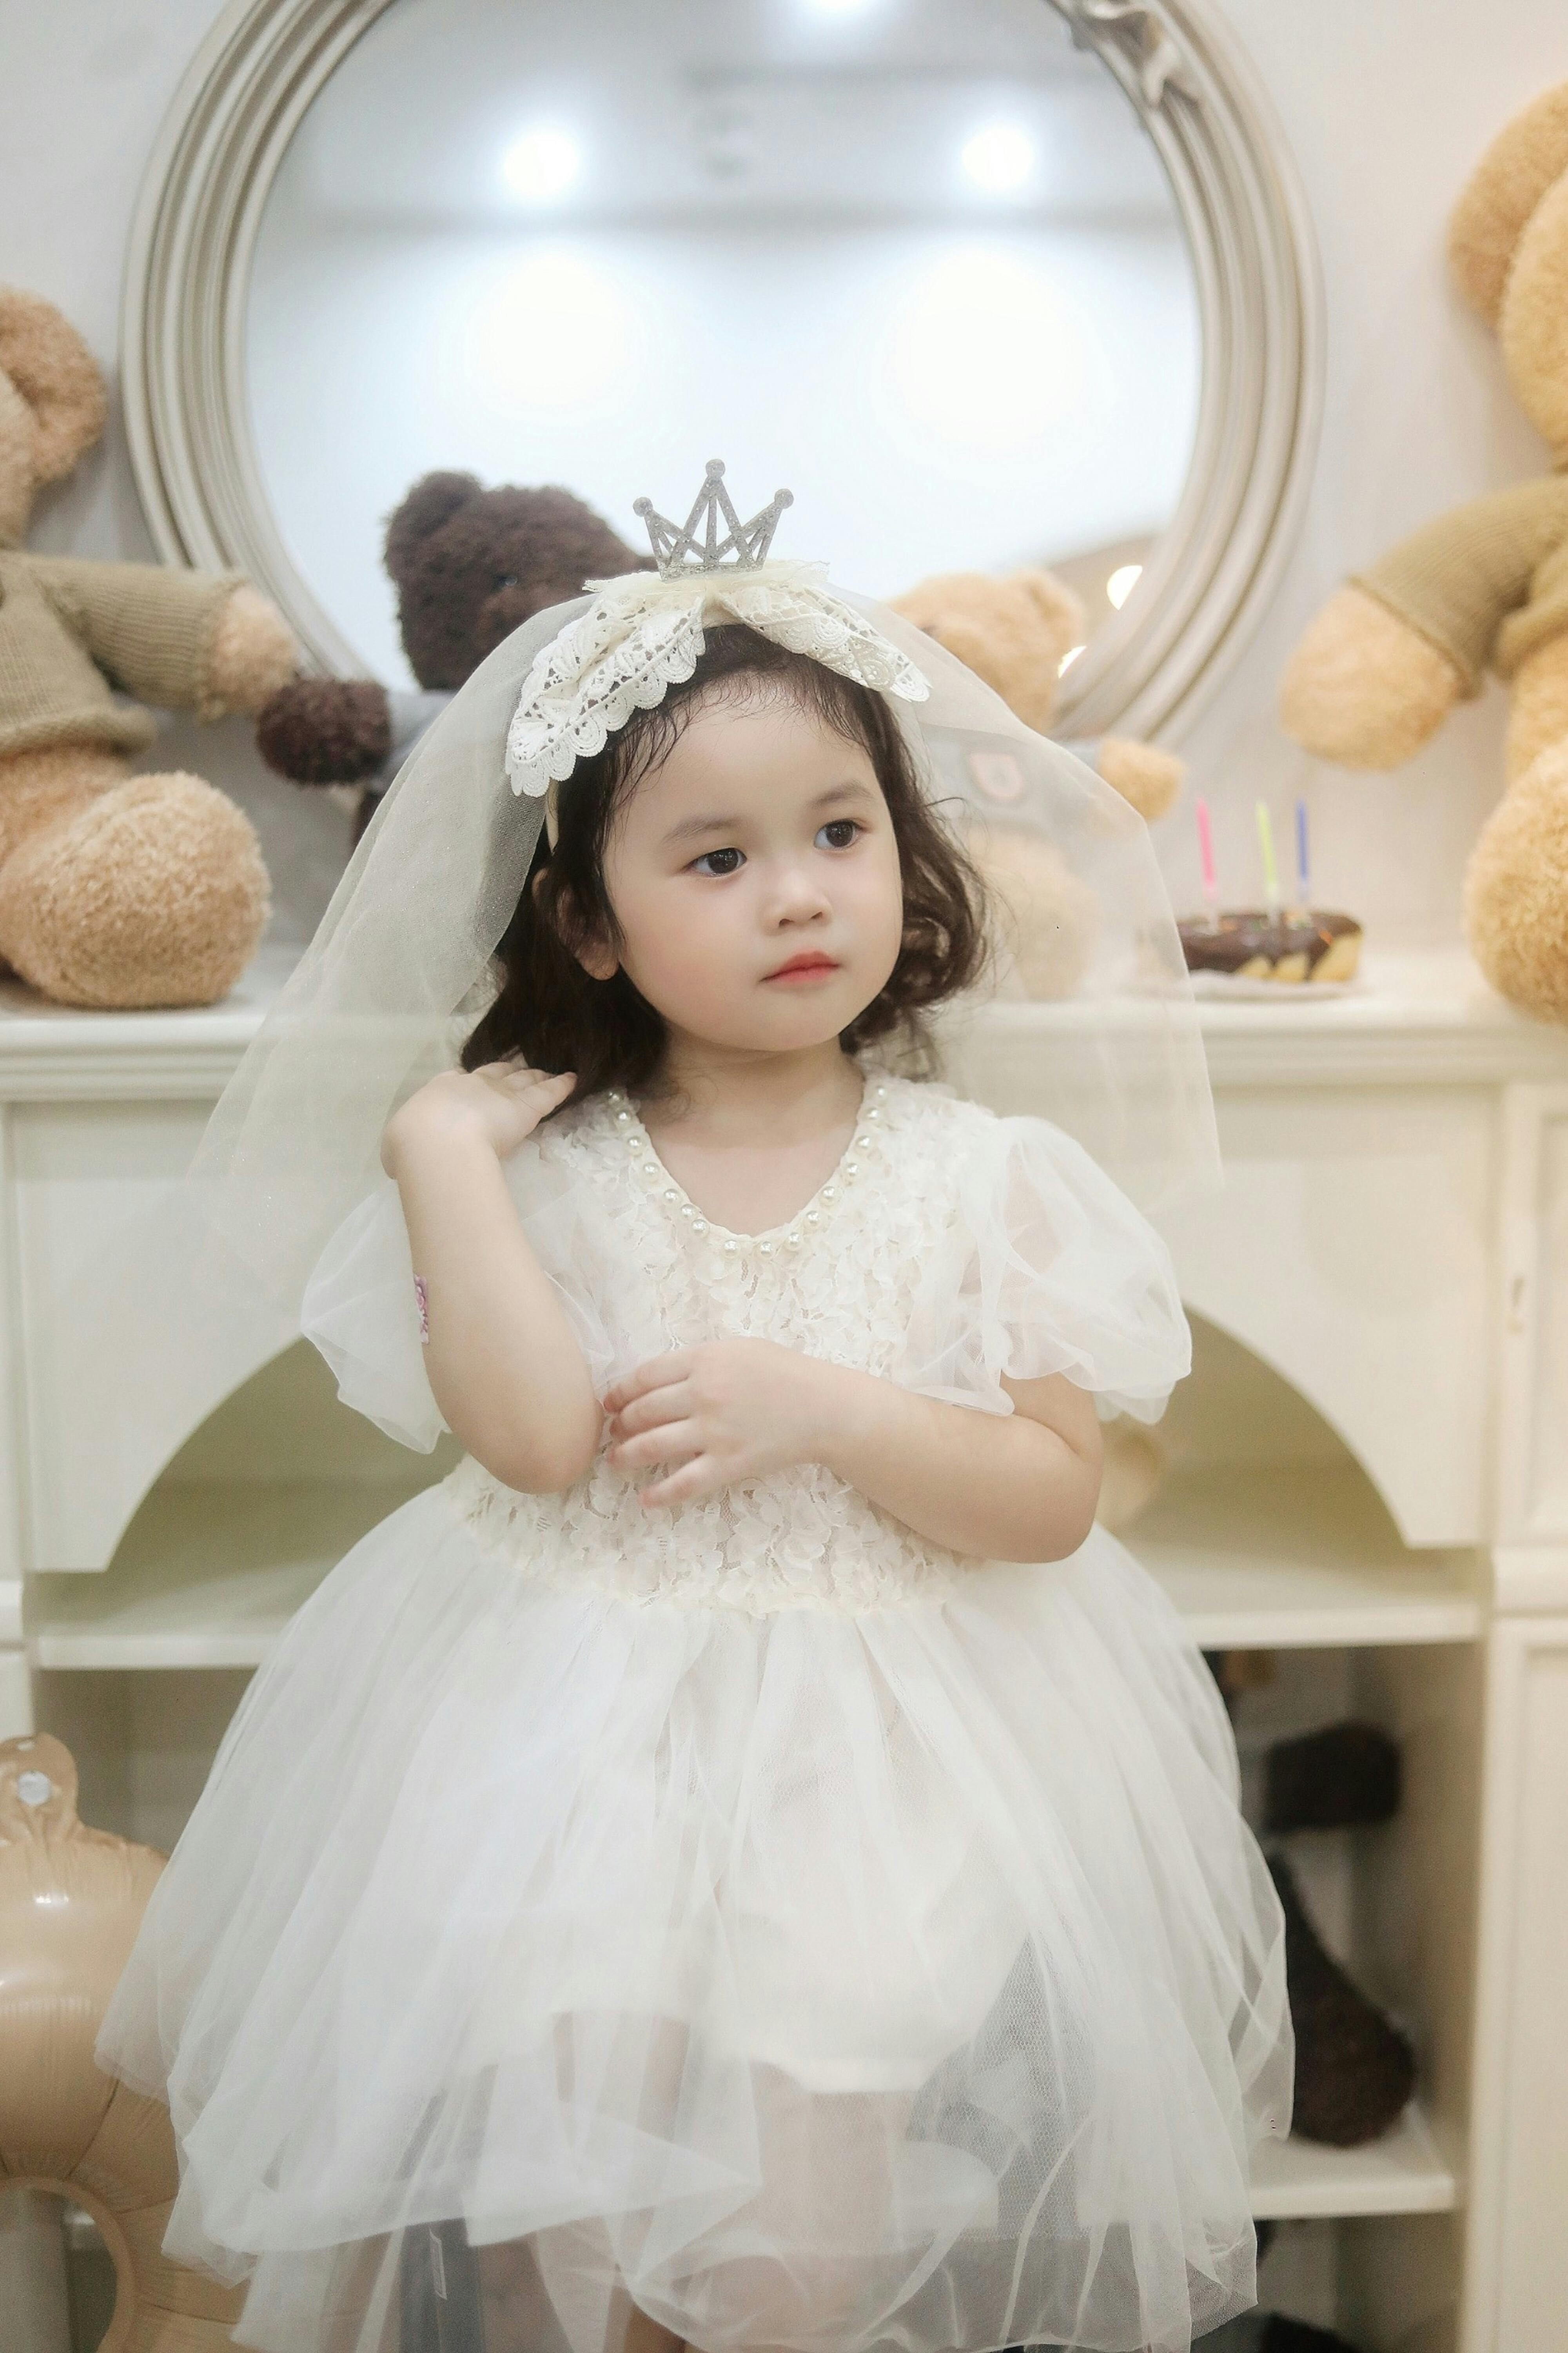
[438,1065,986,1616]
[504,590,706,792]
[718,574,929,701]
[504,563,929,800]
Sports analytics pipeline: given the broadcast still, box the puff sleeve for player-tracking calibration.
[299,1139,622,1452]
[895,1113,1191,1424]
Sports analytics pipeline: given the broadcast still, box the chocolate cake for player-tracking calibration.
[1178,910,1362,984]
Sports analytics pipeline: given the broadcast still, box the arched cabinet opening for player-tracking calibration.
[1113,1312,1484,2347]
[27,1340,458,1851]
[1110,1312,1486,1646]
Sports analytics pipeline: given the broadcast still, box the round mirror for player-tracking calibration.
[245,0,1199,689]
[125,0,1320,736]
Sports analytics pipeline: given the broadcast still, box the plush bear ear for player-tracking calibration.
[1498,167,1568,455]
[0,285,107,483]
[383,471,485,584]
[1448,81,1568,326]
[918,610,998,679]
[1008,568,1085,668]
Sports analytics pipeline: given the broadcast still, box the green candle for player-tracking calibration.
[1255,799,1280,919]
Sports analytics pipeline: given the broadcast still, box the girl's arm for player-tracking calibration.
[814,1364,1103,1563]
[603,1344,1103,1564]
[381,1064,603,1493]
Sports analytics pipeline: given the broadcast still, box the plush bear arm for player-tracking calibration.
[1355,478,1568,694]
[207,584,299,714]
[1280,586,1465,769]
[1095,737,1184,823]
[257,677,393,784]
[29,555,258,720]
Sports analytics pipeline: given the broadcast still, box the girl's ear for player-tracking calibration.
[534,868,619,981]
[576,937,619,982]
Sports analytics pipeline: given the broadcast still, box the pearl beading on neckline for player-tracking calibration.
[603,1076,891,1253]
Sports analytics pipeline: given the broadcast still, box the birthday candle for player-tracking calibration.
[1195,797,1219,928]
[1294,797,1310,915]
[1256,800,1280,919]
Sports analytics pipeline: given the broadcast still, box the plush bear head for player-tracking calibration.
[0,285,110,546]
[385,473,653,689]
[1446,81,1568,457]
[888,564,1186,1000]
[887,568,1083,735]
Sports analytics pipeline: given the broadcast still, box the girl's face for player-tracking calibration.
[578,689,906,1055]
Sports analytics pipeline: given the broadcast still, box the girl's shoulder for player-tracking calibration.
[869,1062,1009,1155]
[523,1084,626,1176]
[871,1062,1150,1231]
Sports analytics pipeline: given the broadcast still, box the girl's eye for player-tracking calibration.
[690,846,744,877]
[692,819,862,875]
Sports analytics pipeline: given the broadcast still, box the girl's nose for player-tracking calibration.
[762,859,833,923]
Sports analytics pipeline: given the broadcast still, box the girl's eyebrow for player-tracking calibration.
[661,778,877,848]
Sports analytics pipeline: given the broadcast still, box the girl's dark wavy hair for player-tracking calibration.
[462,623,991,1101]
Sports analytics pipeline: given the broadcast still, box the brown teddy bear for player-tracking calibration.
[0,287,298,1009]
[257,473,651,843]
[888,567,1186,999]
[1279,82,1568,1023]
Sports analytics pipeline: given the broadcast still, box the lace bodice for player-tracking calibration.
[301,1062,1190,1616]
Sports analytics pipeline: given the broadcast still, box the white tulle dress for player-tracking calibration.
[96,1058,1292,2353]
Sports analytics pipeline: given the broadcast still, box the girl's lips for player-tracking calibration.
[764,956,840,982]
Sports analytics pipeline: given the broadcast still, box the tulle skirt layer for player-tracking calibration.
[95,1484,1292,2353]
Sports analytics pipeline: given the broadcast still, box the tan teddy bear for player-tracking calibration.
[888,567,1185,998]
[0,287,298,1008]
[1278,84,1568,1023]
[888,567,1186,817]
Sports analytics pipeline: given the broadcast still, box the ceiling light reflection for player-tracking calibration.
[502,127,582,204]
[961,123,1036,195]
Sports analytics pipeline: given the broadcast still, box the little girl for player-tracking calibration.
[96,473,1290,2353]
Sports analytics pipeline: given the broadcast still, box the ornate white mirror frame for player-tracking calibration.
[121,0,1323,742]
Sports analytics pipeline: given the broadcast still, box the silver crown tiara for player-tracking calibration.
[634,459,793,580]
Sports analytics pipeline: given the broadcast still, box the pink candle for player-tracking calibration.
[1195,797,1220,929]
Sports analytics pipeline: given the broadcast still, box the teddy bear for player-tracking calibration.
[887,567,1186,999]
[887,567,1187,819]
[257,474,652,843]
[1278,81,1568,1023]
[0,287,298,1008]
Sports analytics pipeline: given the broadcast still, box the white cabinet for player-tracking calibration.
[3,944,1566,2351]
[1494,1086,1568,1561]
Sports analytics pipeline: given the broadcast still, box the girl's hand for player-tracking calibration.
[602,1340,840,1507]
[381,1063,575,1176]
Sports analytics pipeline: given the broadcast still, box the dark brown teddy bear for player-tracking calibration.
[258,474,650,842]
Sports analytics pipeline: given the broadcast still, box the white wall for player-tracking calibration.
[4,0,1567,953]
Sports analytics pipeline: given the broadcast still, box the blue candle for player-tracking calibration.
[1294,798,1310,916]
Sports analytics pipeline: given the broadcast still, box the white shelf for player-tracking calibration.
[937,944,1568,1091]
[1251,2103,1458,2220]
[1129,1466,1486,1648]
[7,943,1568,1097]
[28,1463,1486,1671]
[26,1481,430,1670]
